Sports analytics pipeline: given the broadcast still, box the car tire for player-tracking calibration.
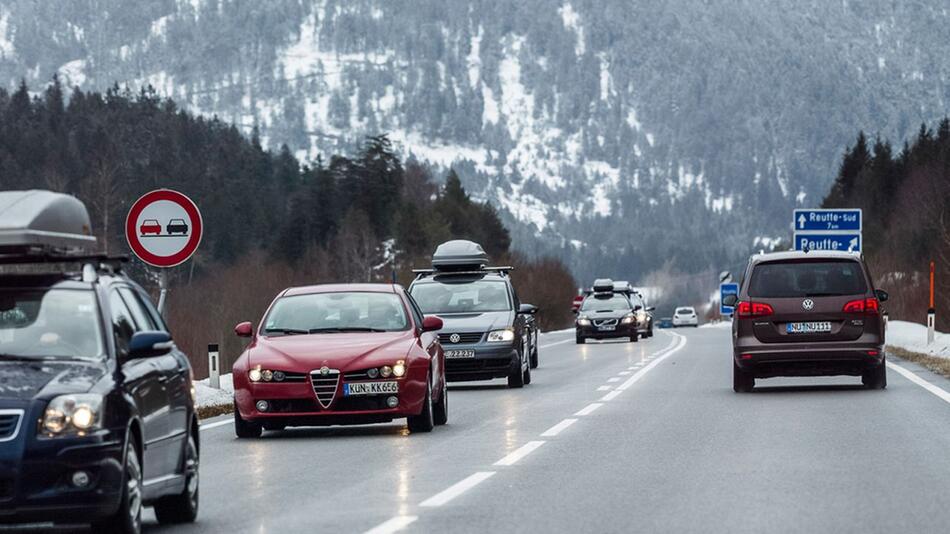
[433,378,448,426]
[733,361,755,393]
[529,342,539,369]
[862,359,887,390]
[408,376,435,433]
[522,359,532,385]
[630,334,638,343]
[508,351,526,388]
[93,435,142,534]
[575,335,585,344]
[234,403,262,439]
[154,433,199,524]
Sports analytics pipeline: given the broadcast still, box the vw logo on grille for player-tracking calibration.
[320,366,330,376]
[802,299,815,310]
[449,333,461,344]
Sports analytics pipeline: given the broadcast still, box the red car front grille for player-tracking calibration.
[309,369,340,408]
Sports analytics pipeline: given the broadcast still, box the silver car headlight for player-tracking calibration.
[577,317,591,326]
[621,313,636,324]
[487,329,515,342]
[40,394,104,437]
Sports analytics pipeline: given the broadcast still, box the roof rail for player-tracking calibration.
[413,266,513,277]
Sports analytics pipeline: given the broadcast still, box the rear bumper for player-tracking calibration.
[734,342,884,378]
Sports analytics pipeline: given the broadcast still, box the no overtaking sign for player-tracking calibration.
[125,189,203,267]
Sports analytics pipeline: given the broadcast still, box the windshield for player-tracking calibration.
[749,260,868,298]
[410,280,511,314]
[581,294,631,312]
[263,292,409,334]
[0,289,104,360]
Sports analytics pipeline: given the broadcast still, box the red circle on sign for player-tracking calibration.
[125,189,203,267]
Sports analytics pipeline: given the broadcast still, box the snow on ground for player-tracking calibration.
[699,321,732,329]
[887,320,950,359]
[195,373,234,409]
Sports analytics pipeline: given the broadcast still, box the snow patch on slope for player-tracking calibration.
[0,9,14,56]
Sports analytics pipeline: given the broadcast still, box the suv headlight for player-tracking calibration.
[40,394,104,437]
[487,329,515,342]
[621,313,636,324]
[576,317,591,326]
[636,310,647,321]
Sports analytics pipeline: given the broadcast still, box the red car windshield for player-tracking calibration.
[262,292,409,334]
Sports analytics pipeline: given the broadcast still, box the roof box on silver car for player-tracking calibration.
[592,278,614,293]
[432,240,490,271]
[0,190,97,254]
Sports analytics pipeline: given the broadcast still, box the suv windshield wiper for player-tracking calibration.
[0,353,98,362]
[308,327,388,333]
[264,328,310,335]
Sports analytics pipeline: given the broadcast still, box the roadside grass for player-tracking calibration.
[887,346,950,379]
[198,404,234,420]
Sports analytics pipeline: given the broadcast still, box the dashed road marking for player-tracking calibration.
[494,441,546,466]
[597,385,612,391]
[607,377,621,383]
[364,515,418,534]
[575,403,603,416]
[419,472,496,508]
[541,418,578,437]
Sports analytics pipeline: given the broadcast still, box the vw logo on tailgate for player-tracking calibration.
[802,299,815,311]
[449,333,461,343]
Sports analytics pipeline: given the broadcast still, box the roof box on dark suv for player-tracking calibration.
[0,190,97,254]
[592,278,614,293]
[432,240,489,271]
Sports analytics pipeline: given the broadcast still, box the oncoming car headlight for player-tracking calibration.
[576,317,591,326]
[41,394,104,437]
[393,361,406,378]
[637,310,647,321]
[487,329,515,343]
[249,366,286,382]
[621,313,636,325]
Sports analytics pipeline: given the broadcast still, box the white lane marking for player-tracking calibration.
[607,377,621,383]
[364,515,418,534]
[575,403,603,416]
[199,419,232,431]
[419,472,496,507]
[600,332,687,401]
[540,338,573,349]
[494,441,546,466]
[628,366,639,370]
[619,371,631,375]
[887,361,950,404]
[541,418,577,437]
[597,385,612,391]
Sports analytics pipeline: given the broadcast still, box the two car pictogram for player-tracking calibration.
[139,217,189,237]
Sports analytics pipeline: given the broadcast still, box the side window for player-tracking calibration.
[404,294,425,328]
[118,287,158,331]
[109,291,138,357]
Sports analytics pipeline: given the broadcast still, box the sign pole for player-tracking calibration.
[928,261,935,346]
[158,269,168,318]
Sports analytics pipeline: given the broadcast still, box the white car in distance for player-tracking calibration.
[672,306,699,327]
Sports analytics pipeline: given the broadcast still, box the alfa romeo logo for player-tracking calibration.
[320,366,330,376]
[449,333,461,344]
[802,299,815,311]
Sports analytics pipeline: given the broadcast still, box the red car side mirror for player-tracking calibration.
[234,321,254,338]
[421,316,443,333]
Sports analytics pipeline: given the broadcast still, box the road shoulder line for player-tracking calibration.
[887,360,950,405]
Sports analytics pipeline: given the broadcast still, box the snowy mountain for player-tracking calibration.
[2,0,949,279]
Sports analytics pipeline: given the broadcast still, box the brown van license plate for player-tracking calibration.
[786,321,832,334]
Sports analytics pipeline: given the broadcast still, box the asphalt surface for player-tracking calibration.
[23,325,950,533]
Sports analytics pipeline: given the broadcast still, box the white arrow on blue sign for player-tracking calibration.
[720,282,739,315]
[794,232,861,252]
[793,209,862,232]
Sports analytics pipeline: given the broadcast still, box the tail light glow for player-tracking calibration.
[736,301,774,318]
[843,298,880,315]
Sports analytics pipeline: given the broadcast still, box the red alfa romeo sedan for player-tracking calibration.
[231,284,447,437]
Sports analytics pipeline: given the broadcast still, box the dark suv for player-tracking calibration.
[409,240,538,388]
[0,191,199,533]
[725,251,887,392]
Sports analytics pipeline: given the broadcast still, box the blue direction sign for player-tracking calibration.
[720,282,739,315]
[794,233,861,252]
[794,209,862,232]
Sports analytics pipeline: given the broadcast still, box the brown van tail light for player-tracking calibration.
[842,298,880,315]
[736,301,774,318]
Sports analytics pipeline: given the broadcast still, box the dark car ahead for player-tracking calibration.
[575,292,639,343]
[408,240,538,388]
[0,191,199,534]
[726,250,887,392]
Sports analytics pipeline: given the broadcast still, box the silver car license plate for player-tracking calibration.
[445,349,476,359]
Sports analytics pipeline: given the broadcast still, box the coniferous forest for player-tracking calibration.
[0,79,576,375]
[823,119,950,330]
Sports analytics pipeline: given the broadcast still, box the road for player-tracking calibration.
[144,326,950,533]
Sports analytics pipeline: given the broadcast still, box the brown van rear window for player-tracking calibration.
[748,260,867,298]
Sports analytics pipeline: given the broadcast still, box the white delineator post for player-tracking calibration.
[927,261,935,346]
[208,343,220,389]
